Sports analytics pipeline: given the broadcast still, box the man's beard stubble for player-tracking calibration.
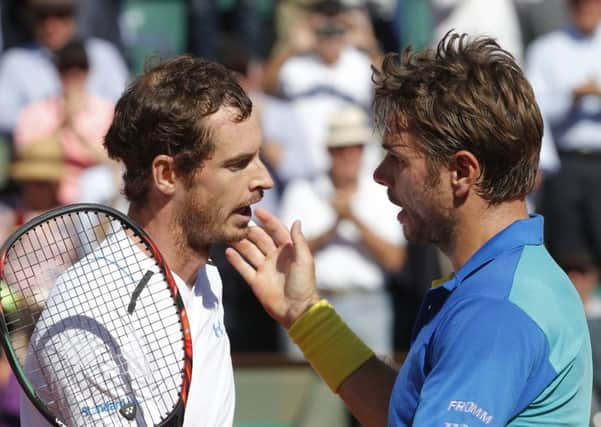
[174,193,250,253]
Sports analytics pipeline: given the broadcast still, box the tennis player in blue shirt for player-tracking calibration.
[227,31,593,426]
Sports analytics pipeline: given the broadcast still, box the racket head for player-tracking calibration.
[0,203,192,426]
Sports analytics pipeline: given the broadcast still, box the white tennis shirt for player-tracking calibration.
[20,228,234,426]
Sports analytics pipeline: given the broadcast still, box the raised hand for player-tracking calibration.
[225,208,321,328]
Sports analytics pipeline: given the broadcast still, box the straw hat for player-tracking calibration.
[10,137,65,182]
[324,105,373,148]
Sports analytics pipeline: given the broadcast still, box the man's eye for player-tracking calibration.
[226,159,251,171]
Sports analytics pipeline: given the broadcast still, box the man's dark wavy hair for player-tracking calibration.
[104,55,252,204]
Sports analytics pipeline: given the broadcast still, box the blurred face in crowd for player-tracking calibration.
[373,128,456,248]
[570,0,601,35]
[312,14,347,65]
[60,68,88,97]
[31,5,76,50]
[328,144,363,189]
[173,108,274,250]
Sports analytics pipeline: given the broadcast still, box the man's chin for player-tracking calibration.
[222,225,251,244]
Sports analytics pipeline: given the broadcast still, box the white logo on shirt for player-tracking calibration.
[448,401,493,424]
[212,321,224,338]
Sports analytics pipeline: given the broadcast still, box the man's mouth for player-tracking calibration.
[233,193,264,217]
[233,206,252,217]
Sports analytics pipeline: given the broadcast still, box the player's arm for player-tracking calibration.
[338,357,397,425]
[226,208,397,426]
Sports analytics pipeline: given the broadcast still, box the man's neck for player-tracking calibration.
[128,202,210,288]
[446,199,529,272]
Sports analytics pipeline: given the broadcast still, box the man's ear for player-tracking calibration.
[151,154,176,196]
[449,150,481,199]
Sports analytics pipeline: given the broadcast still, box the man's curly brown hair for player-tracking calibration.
[104,55,252,204]
[373,32,543,204]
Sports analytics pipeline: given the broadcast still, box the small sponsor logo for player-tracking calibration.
[444,423,469,427]
[213,321,224,338]
[80,399,130,417]
[448,400,493,424]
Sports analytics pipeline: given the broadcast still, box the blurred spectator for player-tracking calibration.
[364,0,399,52]
[0,0,128,135]
[0,347,19,427]
[279,106,405,358]
[210,39,312,354]
[263,0,380,177]
[0,137,64,243]
[431,0,524,62]
[218,37,313,216]
[186,0,274,60]
[514,0,570,48]
[525,0,601,269]
[0,0,32,51]
[556,252,601,426]
[75,0,127,59]
[13,39,118,205]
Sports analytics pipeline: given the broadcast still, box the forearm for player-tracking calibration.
[288,300,396,426]
[353,217,405,272]
[339,357,397,427]
[306,225,337,253]
[261,46,296,96]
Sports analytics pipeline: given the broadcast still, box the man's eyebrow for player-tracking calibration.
[221,152,254,167]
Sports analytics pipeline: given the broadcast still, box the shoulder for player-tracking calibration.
[526,28,573,62]
[339,47,371,67]
[87,94,116,114]
[0,45,45,69]
[84,38,126,66]
[435,296,548,361]
[20,97,59,117]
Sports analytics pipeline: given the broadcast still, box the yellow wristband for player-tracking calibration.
[288,299,375,392]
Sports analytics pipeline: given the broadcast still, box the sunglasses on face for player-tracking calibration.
[315,23,346,38]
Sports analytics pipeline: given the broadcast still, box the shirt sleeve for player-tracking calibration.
[412,297,554,426]
[0,53,26,133]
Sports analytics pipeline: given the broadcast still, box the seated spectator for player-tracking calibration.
[13,39,118,205]
[0,137,64,243]
[525,0,601,271]
[0,0,128,135]
[279,105,405,358]
[263,0,380,176]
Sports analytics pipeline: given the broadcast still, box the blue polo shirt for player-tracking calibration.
[388,215,592,426]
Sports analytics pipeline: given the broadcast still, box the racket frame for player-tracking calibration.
[0,203,193,427]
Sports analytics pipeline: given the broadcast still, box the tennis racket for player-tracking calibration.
[0,203,192,426]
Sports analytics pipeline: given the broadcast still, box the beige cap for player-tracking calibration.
[324,105,373,148]
[10,137,65,182]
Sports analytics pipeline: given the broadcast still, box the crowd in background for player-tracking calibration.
[0,0,600,425]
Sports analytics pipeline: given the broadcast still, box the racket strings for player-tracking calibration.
[2,210,187,426]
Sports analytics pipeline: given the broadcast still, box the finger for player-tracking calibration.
[230,237,266,267]
[290,220,312,262]
[255,208,293,247]
[225,247,257,284]
[247,226,277,254]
